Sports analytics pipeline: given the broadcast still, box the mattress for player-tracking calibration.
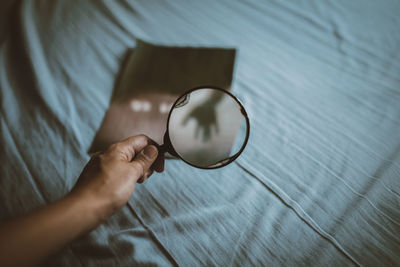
[0,0,399,266]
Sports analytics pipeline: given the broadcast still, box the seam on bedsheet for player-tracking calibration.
[237,79,400,199]
[235,161,361,267]
[290,141,400,226]
[126,202,180,267]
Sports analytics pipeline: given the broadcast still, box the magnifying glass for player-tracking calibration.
[159,86,250,169]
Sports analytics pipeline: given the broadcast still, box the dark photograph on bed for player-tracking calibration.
[89,40,236,152]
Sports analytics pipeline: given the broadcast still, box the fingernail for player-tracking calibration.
[143,145,158,159]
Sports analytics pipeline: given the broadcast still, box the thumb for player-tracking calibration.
[131,145,158,179]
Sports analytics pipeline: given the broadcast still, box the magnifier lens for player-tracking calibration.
[167,88,249,169]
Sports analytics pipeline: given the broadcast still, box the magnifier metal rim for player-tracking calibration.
[165,85,250,169]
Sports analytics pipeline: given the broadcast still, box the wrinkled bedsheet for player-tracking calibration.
[1,0,399,266]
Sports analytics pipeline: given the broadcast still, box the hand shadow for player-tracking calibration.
[182,102,219,142]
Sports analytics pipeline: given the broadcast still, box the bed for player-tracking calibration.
[1,0,399,266]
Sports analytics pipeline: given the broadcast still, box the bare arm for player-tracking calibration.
[0,135,164,267]
[0,193,103,266]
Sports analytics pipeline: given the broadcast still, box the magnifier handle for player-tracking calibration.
[159,141,179,158]
[158,144,167,153]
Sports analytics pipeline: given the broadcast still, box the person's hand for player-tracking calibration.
[0,135,164,267]
[69,135,164,221]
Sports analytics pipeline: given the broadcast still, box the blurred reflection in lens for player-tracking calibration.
[168,88,248,168]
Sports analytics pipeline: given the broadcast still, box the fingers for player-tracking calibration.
[131,145,158,182]
[214,120,219,133]
[203,126,211,141]
[151,148,165,172]
[137,169,154,183]
[132,136,164,172]
[106,135,165,176]
[114,135,151,161]
[195,125,201,139]
[109,134,160,159]
[182,113,192,126]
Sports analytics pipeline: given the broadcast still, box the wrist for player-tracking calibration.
[64,191,111,230]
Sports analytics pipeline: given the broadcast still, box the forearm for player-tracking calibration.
[0,135,161,266]
[0,193,105,267]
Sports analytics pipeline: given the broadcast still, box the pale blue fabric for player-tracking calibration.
[0,0,399,266]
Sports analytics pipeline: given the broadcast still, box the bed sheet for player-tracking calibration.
[1,0,399,266]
